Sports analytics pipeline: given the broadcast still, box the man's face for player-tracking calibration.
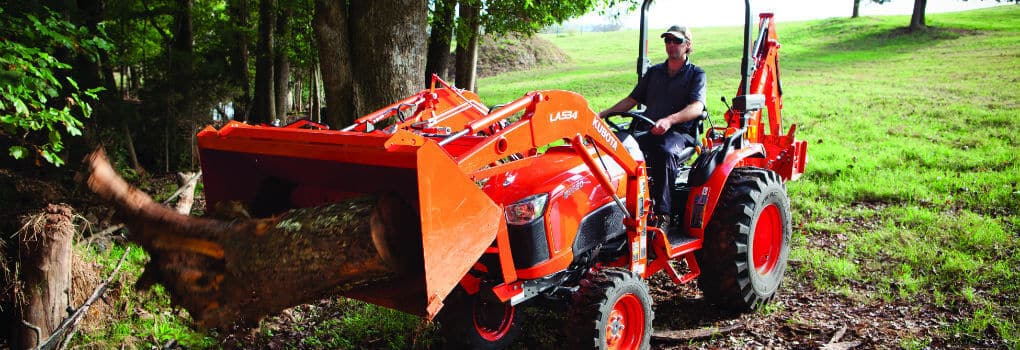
[664,35,688,60]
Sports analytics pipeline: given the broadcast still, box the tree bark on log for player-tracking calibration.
[16,204,75,349]
[78,147,423,330]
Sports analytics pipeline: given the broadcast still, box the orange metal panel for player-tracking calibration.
[416,142,503,320]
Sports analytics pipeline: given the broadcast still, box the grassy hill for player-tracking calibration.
[476,5,1020,347]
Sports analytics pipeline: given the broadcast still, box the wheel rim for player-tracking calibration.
[605,293,645,350]
[473,297,514,341]
[752,203,783,275]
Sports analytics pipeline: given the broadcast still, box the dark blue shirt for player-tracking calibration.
[629,60,706,133]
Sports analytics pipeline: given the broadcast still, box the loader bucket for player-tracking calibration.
[197,122,502,319]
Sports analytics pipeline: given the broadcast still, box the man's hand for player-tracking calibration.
[651,118,672,135]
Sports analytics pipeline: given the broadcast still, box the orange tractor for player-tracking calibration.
[195,1,805,348]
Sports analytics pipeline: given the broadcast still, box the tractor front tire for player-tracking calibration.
[698,167,792,311]
[438,286,523,349]
[567,268,653,350]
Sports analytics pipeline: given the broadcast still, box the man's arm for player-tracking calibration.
[598,97,639,118]
[650,100,704,135]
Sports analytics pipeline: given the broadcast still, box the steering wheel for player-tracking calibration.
[604,111,657,139]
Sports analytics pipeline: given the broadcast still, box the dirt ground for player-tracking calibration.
[643,271,1000,349]
[505,268,994,349]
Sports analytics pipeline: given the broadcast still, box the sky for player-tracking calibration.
[570,0,1013,29]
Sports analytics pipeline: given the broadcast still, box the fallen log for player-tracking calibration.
[651,324,742,342]
[78,147,423,330]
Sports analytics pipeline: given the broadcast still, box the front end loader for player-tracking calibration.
[105,0,807,349]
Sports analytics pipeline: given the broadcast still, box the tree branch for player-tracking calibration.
[50,247,131,350]
[651,324,742,342]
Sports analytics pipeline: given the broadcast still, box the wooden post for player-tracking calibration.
[16,204,74,349]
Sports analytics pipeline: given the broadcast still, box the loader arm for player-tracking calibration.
[448,91,641,186]
[436,89,653,283]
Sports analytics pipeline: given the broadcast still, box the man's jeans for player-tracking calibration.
[637,130,696,215]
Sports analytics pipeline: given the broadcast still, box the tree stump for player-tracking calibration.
[16,204,75,349]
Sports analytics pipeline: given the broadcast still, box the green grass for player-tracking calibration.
[72,244,218,349]
[478,5,1020,346]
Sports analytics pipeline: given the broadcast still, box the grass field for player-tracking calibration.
[477,5,1020,347]
[70,6,1020,348]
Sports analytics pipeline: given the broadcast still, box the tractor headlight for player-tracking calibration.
[505,194,548,225]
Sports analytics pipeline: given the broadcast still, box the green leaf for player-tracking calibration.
[9,146,26,159]
[12,98,28,115]
[48,129,61,145]
[41,150,64,167]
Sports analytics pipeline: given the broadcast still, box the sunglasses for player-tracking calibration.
[664,37,687,45]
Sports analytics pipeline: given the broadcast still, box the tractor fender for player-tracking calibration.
[684,136,765,236]
[689,130,763,187]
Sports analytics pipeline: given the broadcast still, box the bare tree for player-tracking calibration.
[252,0,276,124]
[425,0,457,85]
[312,0,354,128]
[455,1,481,92]
[275,4,292,120]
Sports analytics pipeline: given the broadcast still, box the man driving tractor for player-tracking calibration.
[598,25,707,230]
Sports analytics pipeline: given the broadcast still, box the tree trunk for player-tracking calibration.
[852,0,860,18]
[293,71,303,113]
[349,0,428,115]
[120,65,128,98]
[425,0,456,86]
[252,0,277,124]
[910,0,927,31]
[274,6,292,120]
[228,0,251,122]
[455,1,481,92]
[130,65,141,96]
[171,0,195,105]
[310,64,320,122]
[123,123,145,174]
[81,148,422,330]
[16,205,75,349]
[313,0,354,128]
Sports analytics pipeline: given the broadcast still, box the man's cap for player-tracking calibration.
[660,25,692,41]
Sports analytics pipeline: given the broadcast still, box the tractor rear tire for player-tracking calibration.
[567,268,653,350]
[438,286,523,349]
[698,167,791,311]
